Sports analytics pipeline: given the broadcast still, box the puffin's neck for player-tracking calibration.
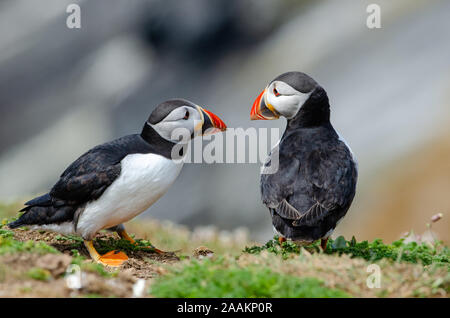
[140,123,179,159]
[287,86,331,130]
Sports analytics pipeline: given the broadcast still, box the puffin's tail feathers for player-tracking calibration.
[8,194,76,229]
[20,193,52,212]
[7,219,24,229]
[9,193,52,228]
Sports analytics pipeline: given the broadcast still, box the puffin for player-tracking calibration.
[250,71,357,250]
[8,99,226,266]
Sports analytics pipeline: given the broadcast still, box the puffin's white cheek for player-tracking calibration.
[283,93,312,118]
[268,94,299,118]
[154,122,181,141]
[285,96,302,117]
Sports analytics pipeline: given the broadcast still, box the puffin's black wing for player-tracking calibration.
[50,149,122,204]
[304,146,356,207]
[292,144,357,226]
[260,144,300,210]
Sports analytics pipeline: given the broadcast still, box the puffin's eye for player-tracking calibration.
[273,87,280,97]
[183,110,189,120]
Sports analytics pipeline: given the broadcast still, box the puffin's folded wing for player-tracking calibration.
[275,199,302,220]
[291,202,328,226]
[275,199,329,226]
[303,147,357,214]
[260,151,300,209]
[50,148,123,204]
[20,193,52,211]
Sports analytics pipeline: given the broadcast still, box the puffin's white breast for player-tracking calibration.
[76,153,183,239]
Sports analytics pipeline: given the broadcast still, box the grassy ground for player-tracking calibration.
[0,202,448,298]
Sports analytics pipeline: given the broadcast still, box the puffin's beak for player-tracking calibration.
[197,106,227,134]
[250,88,280,120]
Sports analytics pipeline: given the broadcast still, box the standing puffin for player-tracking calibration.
[8,99,226,266]
[250,72,357,250]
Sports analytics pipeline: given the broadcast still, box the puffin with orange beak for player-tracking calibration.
[9,99,226,266]
[251,72,357,250]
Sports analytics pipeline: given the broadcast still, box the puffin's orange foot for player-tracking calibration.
[97,250,128,267]
[278,236,287,245]
[320,238,329,251]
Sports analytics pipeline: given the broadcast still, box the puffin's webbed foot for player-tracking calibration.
[84,240,128,267]
[278,236,287,245]
[320,238,329,251]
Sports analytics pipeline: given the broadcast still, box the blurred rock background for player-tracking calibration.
[0,0,448,243]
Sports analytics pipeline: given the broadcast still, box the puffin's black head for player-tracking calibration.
[250,72,330,126]
[145,98,227,143]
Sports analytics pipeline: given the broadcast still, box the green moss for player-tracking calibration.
[0,236,59,255]
[0,218,60,255]
[0,228,14,238]
[244,237,317,260]
[27,268,51,281]
[329,237,449,266]
[150,258,350,298]
[244,235,450,268]
[94,237,160,254]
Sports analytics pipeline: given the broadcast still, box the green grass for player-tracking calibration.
[27,267,52,281]
[0,228,14,238]
[0,237,59,255]
[244,235,450,267]
[94,236,160,254]
[150,257,350,298]
[0,227,58,255]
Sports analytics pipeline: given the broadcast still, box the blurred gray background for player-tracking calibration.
[1,0,449,243]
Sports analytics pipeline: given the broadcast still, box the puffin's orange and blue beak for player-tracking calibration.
[250,88,280,120]
[198,106,227,134]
